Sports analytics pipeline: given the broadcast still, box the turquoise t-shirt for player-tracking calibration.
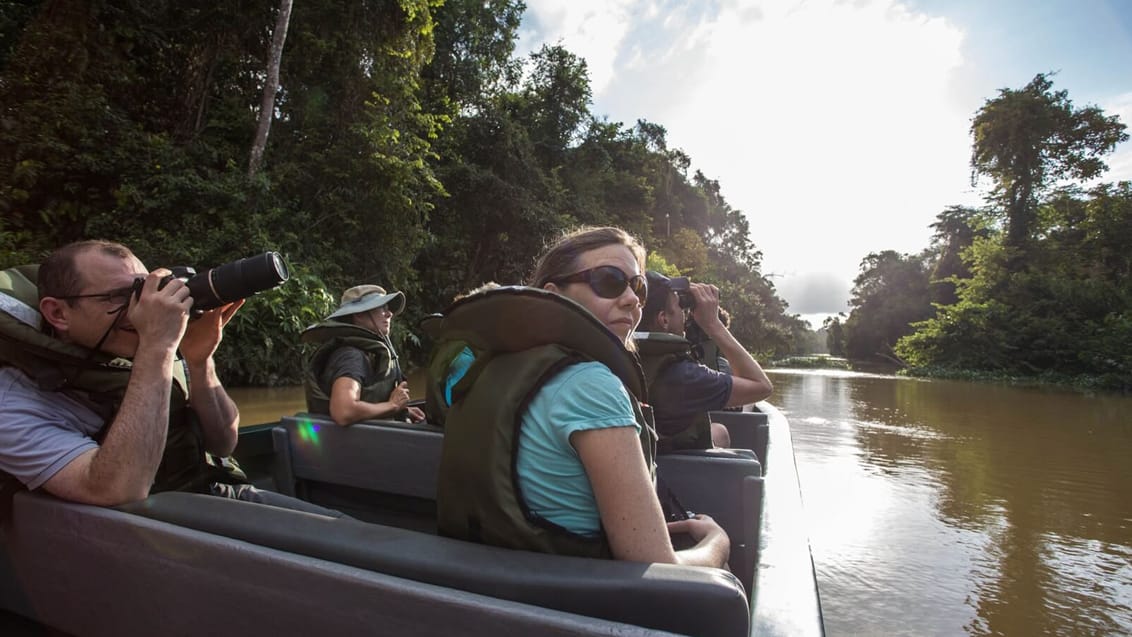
[516,361,640,536]
[443,346,476,406]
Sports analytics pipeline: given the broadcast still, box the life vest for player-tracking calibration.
[0,264,247,497]
[301,320,403,416]
[420,312,481,427]
[434,287,656,559]
[691,338,730,373]
[633,332,714,452]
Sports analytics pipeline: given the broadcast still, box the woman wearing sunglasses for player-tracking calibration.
[440,226,730,568]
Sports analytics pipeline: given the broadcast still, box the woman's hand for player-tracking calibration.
[666,514,731,569]
[667,514,727,543]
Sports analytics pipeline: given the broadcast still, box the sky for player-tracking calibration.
[513,0,1132,328]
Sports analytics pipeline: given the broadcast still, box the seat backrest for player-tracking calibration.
[710,410,770,468]
[273,414,444,500]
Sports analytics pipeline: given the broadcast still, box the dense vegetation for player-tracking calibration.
[830,74,1131,391]
[0,0,805,384]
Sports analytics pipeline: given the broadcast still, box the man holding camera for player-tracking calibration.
[0,240,337,514]
[637,272,774,448]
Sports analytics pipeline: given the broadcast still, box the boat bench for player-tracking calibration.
[271,414,764,587]
[709,410,770,469]
[1,489,749,637]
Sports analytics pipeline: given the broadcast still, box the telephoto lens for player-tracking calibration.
[185,252,290,311]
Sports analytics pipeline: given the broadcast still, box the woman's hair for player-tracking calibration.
[453,281,501,302]
[529,226,646,288]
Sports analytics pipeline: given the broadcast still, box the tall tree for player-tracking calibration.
[823,315,846,357]
[519,44,592,169]
[844,250,933,363]
[970,73,1127,258]
[927,206,988,306]
[248,0,294,177]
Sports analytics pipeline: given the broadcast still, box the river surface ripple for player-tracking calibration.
[768,369,1132,637]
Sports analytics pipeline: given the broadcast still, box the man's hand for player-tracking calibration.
[389,381,412,410]
[683,282,774,407]
[180,299,245,366]
[688,282,723,331]
[406,406,426,423]
[128,270,194,355]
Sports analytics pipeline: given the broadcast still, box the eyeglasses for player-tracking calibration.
[55,280,141,313]
[551,266,647,305]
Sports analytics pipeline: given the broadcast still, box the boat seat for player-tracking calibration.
[709,410,770,469]
[272,415,763,576]
[656,452,764,595]
[272,414,763,597]
[1,490,749,637]
[272,414,445,500]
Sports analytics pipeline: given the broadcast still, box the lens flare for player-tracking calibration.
[297,419,321,445]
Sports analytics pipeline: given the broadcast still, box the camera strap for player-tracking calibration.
[89,302,129,361]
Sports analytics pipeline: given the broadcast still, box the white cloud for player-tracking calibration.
[1100,92,1132,183]
[516,0,637,94]
[519,0,983,315]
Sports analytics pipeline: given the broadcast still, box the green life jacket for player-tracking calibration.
[434,287,656,559]
[0,264,247,497]
[301,320,403,416]
[692,338,729,373]
[633,332,714,452]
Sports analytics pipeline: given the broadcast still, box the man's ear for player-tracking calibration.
[542,282,561,294]
[38,297,70,333]
[654,310,669,332]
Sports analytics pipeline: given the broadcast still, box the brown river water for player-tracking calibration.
[230,369,1132,636]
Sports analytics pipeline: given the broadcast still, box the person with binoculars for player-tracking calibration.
[638,272,773,448]
[0,240,338,515]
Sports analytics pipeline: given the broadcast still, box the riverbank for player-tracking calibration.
[901,365,1132,394]
[767,355,1131,394]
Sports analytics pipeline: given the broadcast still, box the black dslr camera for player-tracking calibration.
[139,251,290,315]
[668,276,695,309]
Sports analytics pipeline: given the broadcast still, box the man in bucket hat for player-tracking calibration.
[302,285,426,425]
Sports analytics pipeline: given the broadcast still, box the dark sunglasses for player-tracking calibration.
[551,265,647,304]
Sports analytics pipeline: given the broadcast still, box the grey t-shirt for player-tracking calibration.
[0,366,103,489]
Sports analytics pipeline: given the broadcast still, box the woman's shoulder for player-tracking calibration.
[546,360,621,388]
[541,361,632,407]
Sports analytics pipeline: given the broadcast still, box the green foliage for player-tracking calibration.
[1,0,808,385]
[970,73,1128,253]
[844,250,933,363]
[216,264,335,386]
[769,355,850,370]
[823,315,846,357]
[646,252,680,277]
[895,184,1132,390]
[830,75,1132,392]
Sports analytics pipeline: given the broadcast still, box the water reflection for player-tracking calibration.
[770,370,1132,636]
[228,385,306,426]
